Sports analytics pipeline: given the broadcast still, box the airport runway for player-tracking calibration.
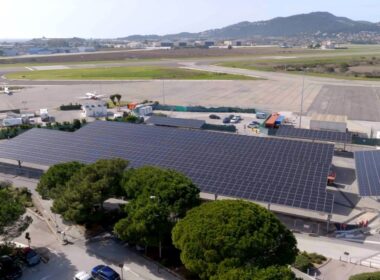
[1,58,380,124]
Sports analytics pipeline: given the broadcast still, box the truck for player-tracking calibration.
[2,118,23,127]
[274,115,285,127]
[39,109,49,122]
[265,113,280,128]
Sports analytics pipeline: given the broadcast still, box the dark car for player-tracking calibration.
[223,117,230,124]
[91,265,120,280]
[209,114,220,120]
[0,256,22,280]
[19,247,41,267]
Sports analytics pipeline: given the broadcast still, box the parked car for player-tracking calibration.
[256,112,267,119]
[223,117,230,124]
[209,114,220,120]
[230,115,242,123]
[248,123,260,129]
[0,256,22,280]
[91,265,120,280]
[18,247,41,267]
[74,271,94,280]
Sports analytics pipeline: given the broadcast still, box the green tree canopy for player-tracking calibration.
[52,158,128,224]
[350,272,380,280]
[172,200,298,280]
[0,184,26,234]
[115,166,200,249]
[211,265,295,280]
[122,166,200,218]
[36,161,84,199]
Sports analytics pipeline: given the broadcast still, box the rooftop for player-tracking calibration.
[0,121,335,215]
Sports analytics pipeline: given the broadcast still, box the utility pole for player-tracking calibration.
[299,72,305,128]
[162,80,166,105]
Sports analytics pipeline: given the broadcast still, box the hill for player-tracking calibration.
[121,12,380,41]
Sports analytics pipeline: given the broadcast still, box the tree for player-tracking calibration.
[172,200,298,280]
[36,162,84,199]
[114,94,122,105]
[0,184,26,235]
[109,95,116,106]
[349,272,380,280]
[115,166,200,255]
[52,159,128,224]
[211,266,295,280]
[122,166,200,218]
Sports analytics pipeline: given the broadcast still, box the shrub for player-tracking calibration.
[349,272,380,280]
[59,103,82,111]
[294,254,313,273]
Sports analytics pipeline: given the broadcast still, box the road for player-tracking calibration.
[0,173,179,280]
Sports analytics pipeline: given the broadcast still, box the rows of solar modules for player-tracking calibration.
[275,126,352,144]
[355,150,380,196]
[0,121,334,213]
[146,116,205,129]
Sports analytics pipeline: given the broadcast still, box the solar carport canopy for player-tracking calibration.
[146,116,205,129]
[0,121,334,213]
[275,126,352,144]
[355,150,380,196]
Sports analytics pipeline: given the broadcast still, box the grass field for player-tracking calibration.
[218,53,380,80]
[6,66,257,80]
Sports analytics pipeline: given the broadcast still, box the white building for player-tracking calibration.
[133,105,153,117]
[81,101,108,118]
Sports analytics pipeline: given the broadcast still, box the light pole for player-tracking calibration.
[118,264,124,280]
[299,70,305,129]
[162,80,166,105]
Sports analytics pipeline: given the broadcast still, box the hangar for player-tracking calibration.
[0,121,335,220]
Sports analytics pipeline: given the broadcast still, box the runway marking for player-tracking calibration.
[25,67,35,71]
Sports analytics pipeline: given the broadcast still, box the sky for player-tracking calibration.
[1,0,379,39]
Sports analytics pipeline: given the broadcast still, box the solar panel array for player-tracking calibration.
[0,121,334,213]
[146,116,205,129]
[355,150,380,196]
[275,126,352,144]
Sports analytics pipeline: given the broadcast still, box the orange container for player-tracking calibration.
[265,113,280,128]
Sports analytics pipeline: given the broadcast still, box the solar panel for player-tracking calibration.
[275,126,352,144]
[0,121,334,213]
[146,116,205,129]
[355,150,380,196]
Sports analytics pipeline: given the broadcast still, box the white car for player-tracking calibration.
[74,271,94,280]
[230,116,242,123]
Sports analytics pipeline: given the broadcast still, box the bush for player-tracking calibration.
[202,123,237,133]
[153,104,256,114]
[350,272,380,280]
[59,103,82,111]
[294,254,313,273]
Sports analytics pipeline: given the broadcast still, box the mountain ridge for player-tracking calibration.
[120,12,380,41]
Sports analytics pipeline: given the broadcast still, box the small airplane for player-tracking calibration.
[77,92,106,100]
[0,86,12,95]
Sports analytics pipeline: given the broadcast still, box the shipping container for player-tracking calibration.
[2,118,23,127]
[265,113,280,128]
[275,115,285,127]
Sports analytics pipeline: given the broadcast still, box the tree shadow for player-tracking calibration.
[21,247,77,280]
[83,234,177,280]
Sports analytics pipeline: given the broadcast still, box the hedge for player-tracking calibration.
[154,104,256,113]
[59,103,82,111]
[202,123,237,133]
[350,272,380,280]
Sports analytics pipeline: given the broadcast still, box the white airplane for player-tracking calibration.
[77,92,106,100]
[0,86,12,95]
